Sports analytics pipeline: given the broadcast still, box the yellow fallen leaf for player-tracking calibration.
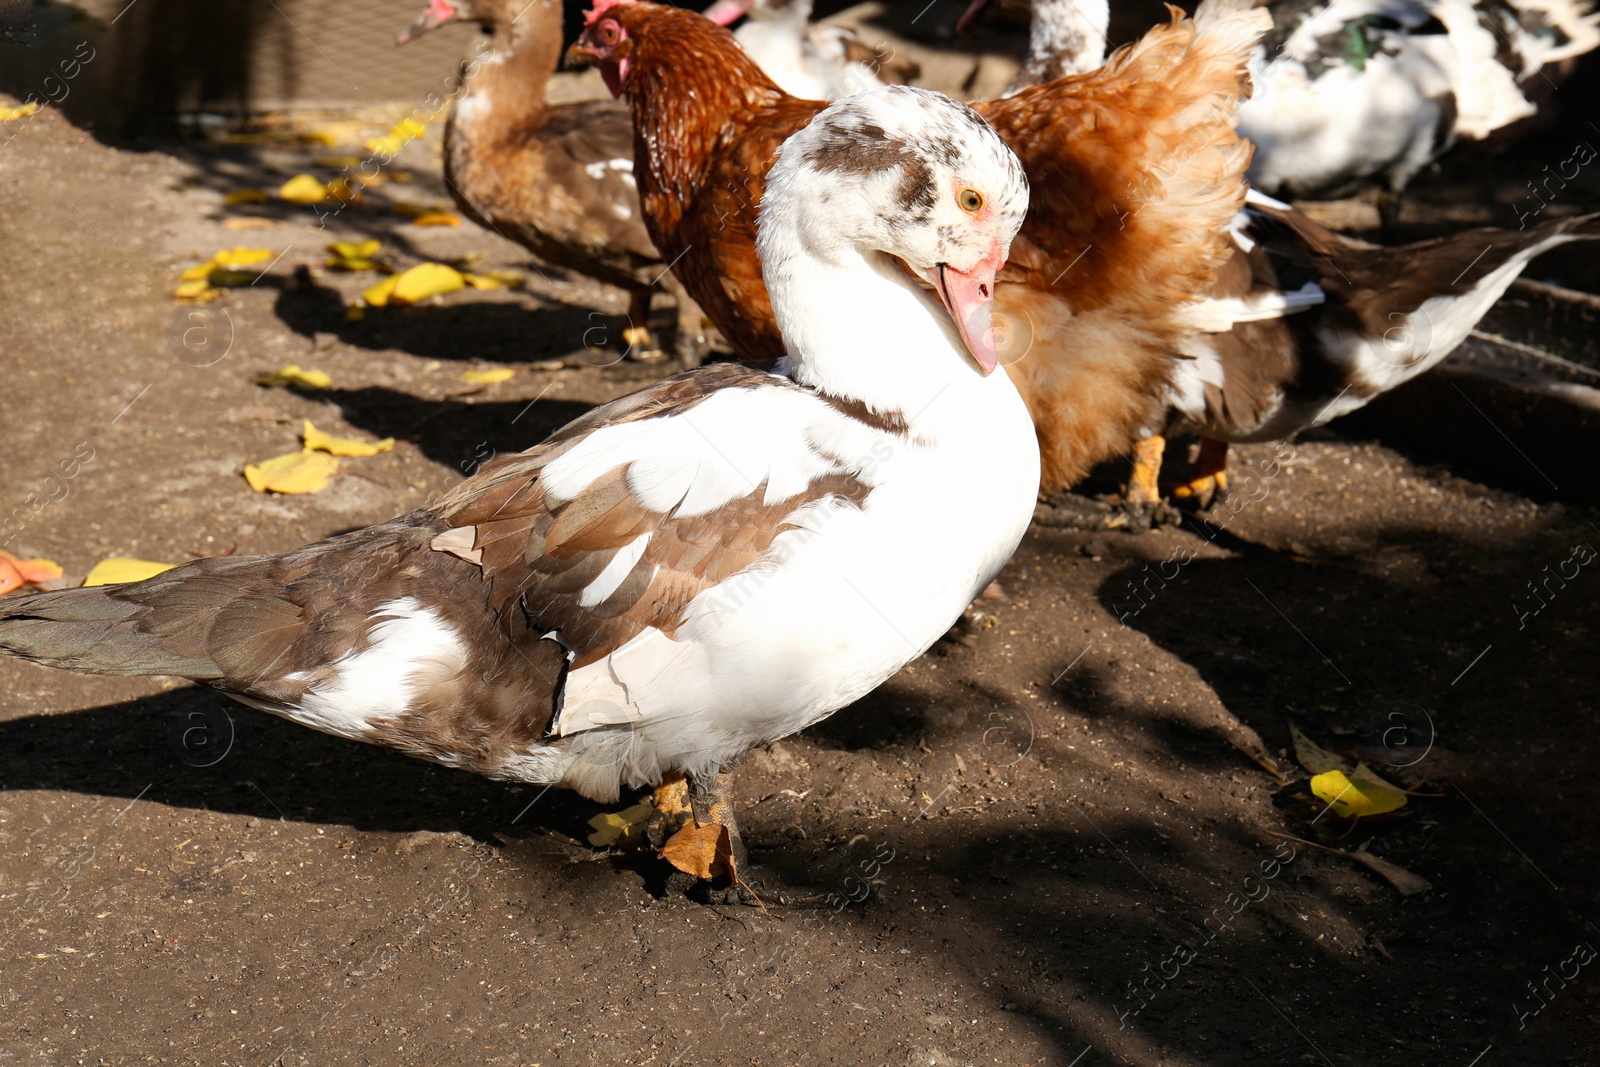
[366,262,466,307]
[1289,723,1351,776]
[311,155,362,169]
[586,802,654,848]
[362,275,400,307]
[325,239,385,272]
[173,278,216,301]
[223,217,277,231]
[461,367,515,385]
[365,117,428,157]
[389,201,430,219]
[297,128,342,147]
[255,364,332,390]
[0,101,41,122]
[83,558,177,588]
[244,450,341,494]
[1310,766,1408,819]
[0,551,63,595]
[224,188,269,206]
[208,270,259,288]
[303,420,394,457]
[462,271,523,291]
[345,304,365,322]
[0,550,62,584]
[328,239,381,261]
[213,247,275,270]
[278,174,331,204]
[411,211,460,227]
[327,178,361,205]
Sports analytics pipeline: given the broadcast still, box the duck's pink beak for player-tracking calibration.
[396,0,457,44]
[931,254,1004,375]
[702,0,750,26]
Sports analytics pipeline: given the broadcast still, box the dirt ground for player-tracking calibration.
[3,51,1600,1067]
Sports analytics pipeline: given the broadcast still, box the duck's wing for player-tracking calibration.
[434,363,875,677]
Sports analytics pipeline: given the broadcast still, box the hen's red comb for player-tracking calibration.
[583,0,634,25]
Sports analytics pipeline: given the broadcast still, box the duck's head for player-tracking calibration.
[759,85,1029,375]
[396,0,542,43]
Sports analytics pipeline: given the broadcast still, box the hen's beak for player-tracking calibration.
[955,0,997,37]
[566,36,630,97]
[930,255,1003,376]
[396,0,457,45]
[702,0,750,26]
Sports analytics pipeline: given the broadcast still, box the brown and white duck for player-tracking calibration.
[0,87,1037,901]
[1141,194,1600,508]
[399,0,707,363]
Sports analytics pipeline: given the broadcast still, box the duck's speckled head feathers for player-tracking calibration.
[760,85,1028,277]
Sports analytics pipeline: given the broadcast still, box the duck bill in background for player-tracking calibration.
[929,256,1003,376]
[701,0,750,27]
[955,0,998,36]
[396,0,458,44]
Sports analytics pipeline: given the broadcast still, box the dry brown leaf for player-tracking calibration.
[659,822,731,880]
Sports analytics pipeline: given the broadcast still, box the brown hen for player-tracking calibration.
[568,0,1268,489]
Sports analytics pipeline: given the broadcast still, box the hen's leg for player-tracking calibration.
[622,289,666,362]
[1171,438,1230,510]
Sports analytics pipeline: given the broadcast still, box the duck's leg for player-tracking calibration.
[644,771,694,849]
[1171,437,1230,509]
[660,767,760,905]
[622,289,667,362]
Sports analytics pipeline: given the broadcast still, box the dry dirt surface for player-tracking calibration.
[3,81,1600,1067]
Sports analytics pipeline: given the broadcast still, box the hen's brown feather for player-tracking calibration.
[577,1,1265,488]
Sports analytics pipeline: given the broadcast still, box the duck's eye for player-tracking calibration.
[957,188,984,214]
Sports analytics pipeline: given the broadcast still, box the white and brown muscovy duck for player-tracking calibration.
[1144,193,1600,507]
[700,0,920,100]
[0,86,1035,900]
[398,0,707,363]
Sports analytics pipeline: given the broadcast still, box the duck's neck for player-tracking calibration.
[766,245,1022,441]
[1010,0,1108,92]
[451,0,562,146]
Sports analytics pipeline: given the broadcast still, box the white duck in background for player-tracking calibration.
[701,0,919,99]
[959,0,1600,225]
[0,86,1035,902]
[1238,0,1600,225]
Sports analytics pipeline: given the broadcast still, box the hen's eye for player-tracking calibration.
[600,22,619,43]
[957,188,984,214]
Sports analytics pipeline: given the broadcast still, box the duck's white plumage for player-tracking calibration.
[0,86,1036,815]
[704,0,898,100]
[1240,0,1599,198]
[978,0,1598,198]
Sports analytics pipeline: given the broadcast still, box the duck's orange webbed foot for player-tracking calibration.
[1170,438,1230,510]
